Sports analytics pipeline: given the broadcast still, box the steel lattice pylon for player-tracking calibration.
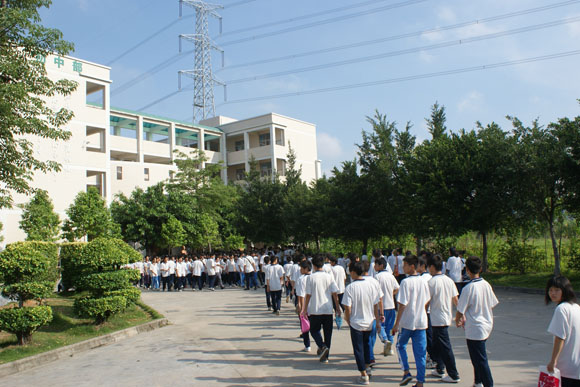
[178,0,225,124]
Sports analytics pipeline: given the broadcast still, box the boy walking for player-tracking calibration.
[456,256,498,387]
[392,255,430,387]
[374,257,399,356]
[343,261,381,385]
[295,260,312,352]
[267,256,285,315]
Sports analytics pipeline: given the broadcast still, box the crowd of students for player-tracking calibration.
[127,247,579,387]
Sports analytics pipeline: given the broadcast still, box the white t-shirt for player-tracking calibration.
[446,256,464,283]
[305,271,338,315]
[267,264,285,291]
[150,263,159,276]
[175,262,185,276]
[160,262,170,277]
[168,260,176,275]
[342,278,381,331]
[284,263,294,279]
[322,263,332,274]
[135,261,144,274]
[394,255,405,275]
[205,258,216,276]
[185,261,192,274]
[192,260,203,276]
[227,259,235,272]
[331,265,346,294]
[291,263,301,283]
[235,258,244,272]
[397,275,430,330]
[547,302,580,379]
[375,270,399,310]
[387,255,396,272]
[295,273,309,298]
[428,274,458,327]
[420,272,432,282]
[244,256,255,273]
[457,278,499,340]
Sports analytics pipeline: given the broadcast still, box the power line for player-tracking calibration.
[218,0,580,71]
[216,49,580,105]
[223,0,257,10]
[224,16,580,85]
[219,0,400,37]
[218,0,429,47]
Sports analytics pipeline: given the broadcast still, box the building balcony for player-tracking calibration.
[227,149,246,165]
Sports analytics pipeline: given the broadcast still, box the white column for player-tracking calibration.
[270,125,276,182]
[220,133,227,184]
[169,122,176,162]
[137,116,144,163]
[243,131,250,172]
[199,127,205,169]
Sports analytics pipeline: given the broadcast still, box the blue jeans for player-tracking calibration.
[368,320,377,361]
[151,276,160,289]
[380,309,396,343]
[397,328,426,383]
[350,327,371,372]
[466,339,493,387]
[208,275,216,289]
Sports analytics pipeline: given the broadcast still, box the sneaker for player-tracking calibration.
[369,359,376,368]
[426,359,436,369]
[268,307,271,311]
[357,375,370,385]
[388,348,395,355]
[319,346,329,362]
[275,310,280,316]
[286,295,290,303]
[384,341,392,356]
[210,288,215,292]
[473,384,483,387]
[272,310,277,314]
[399,373,413,386]
[441,375,460,383]
[431,370,445,378]
[317,347,323,356]
[365,367,372,376]
[303,346,311,352]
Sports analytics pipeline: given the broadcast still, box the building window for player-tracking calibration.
[144,168,150,181]
[279,160,287,176]
[86,81,105,109]
[116,166,123,180]
[260,162,272,177]
[259,133,270,147]
[234,140,244,151]
[236,168,245,181]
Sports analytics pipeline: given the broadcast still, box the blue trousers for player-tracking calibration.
[466,339,493,387]
[265,287,271,308]
[309,314,333,351]
[368,320,377,361]
[151,276,160,289]
[350,327,371,372]
[270,290,282,311]
[379,308,397,343]
[208,275,216,289]
[397,328,426,383]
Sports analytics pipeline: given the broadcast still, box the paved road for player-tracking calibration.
[2,287,555,386]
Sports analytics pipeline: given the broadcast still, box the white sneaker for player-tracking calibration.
[383,341,392,356]
[303,346,311,352]
[441,375,460,383]
[431,370,445,378]
[473,384,483,387]
[357,375,370,385]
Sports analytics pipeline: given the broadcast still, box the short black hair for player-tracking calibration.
[403,254,418,268]
[312,255,324,268]
[465,256,482,274]
[362,259,371,274]
[349,261,364,276]
[427,254,443,271]
[375,257,387,269]
[545,275,576,305]
[271,256,278,264]
[264,256,270,264]
[418,256,427,268]
[329,256,338,264]
[300,260,312,272]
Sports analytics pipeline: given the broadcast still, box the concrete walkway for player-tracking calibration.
[2,287,555,386]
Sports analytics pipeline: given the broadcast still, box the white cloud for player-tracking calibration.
[421,30,445,42]
[419,51,435,63]
[567,20,580,38]
[437,6,456,23]
[263,74,306,93]
[77,0,89,11]
[317,132,343,160]
[457,91,484,112]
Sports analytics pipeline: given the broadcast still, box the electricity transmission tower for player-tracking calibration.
[178,0,225,123]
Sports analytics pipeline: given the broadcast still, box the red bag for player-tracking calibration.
[300,315,310,334]
[538,366,561,387]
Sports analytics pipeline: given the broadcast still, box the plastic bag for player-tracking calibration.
[300,314,310,334]
[538,366,561,387]
[335,315,343,330]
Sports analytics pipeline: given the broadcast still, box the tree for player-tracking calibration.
[160,215,186,253]
[0,0,77,208]
[19,189,60,241]
[62,187,119,242]
[426,102,447,140]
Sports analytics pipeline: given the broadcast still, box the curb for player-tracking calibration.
[0,317,169,378]
[492,285,544,295]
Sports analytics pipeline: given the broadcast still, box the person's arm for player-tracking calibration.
[455,311,465,328]
[392,303,405,335]
[452,295,458,307]
[301,294,311,316]
[374,303,383,324]
[547,336,565,373]
[332,292,341,316]
[344,305,351,326]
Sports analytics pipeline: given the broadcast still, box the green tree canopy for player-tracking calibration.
[19,189,60,241]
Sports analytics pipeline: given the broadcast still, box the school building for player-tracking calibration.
[0,54,321,246]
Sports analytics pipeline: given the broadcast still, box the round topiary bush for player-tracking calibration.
[0,306,53,345]
[59,242,87,291]
[73,296,126,325]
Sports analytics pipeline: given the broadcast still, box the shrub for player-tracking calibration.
[74,296,126,325]
[567,248,580,273]
[0,306,53,345]
[77,270,140,296]
[59,242,87,291]
[498,238,544,274]
[104,288,141,305]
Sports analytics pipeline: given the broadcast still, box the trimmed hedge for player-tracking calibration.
[59,242,86,291]
[0,242,58,287]
[77,270,140,295]
[0,306,53,345]
[74,296,126,324]
[104,287,141,305]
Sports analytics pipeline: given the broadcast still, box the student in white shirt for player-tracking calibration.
[284,258,294,303]
[342,261,381,386]
[295,260,312,352]
[545,276,580,387]
[392,255,430,387]
[243,254,257,290]
[262,256,272,310]
[160,257,171,291]
[456,256,498,387]
[418,255,435,369]
[168,257,176,291]
[267,256,285,315]
[301,255,341,363]
[150,257,160,290]
[394,248,406,283]
[205,254,217,291]
[330,256,346,310]
[374,257,399,356]
[446,248,464,291]
[175,257,185,291]
[362,259,383,368]
[427,254,460,383]
[191,257,204,291]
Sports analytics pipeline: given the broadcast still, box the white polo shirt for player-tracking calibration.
[192,260,203,276]
[331,264,346,294]
[428,274,458,327]
[295,274,309,298]
[342,278,381,331]
[457,278,499,340]
[397,275,430,330]
[267,264,285,291]
[160,262,170,277]
[446,256,464,283]
[547,302,580,379]
[205,258,216,276]
[244,256,255,273]
[168,260,176,275]
[375,270,399,310]
[150,263,159,276]
[305,271,338,315]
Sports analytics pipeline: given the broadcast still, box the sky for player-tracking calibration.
[40,0,580,176]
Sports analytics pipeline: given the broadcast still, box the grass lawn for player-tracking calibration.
[0,295,159,365]
[483,271,580,290]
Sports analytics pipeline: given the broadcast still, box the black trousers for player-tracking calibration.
[309,314,333,351]
[432,326,459,379]
[466,339,493,387]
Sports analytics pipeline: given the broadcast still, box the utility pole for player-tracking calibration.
[178,0,225,124]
